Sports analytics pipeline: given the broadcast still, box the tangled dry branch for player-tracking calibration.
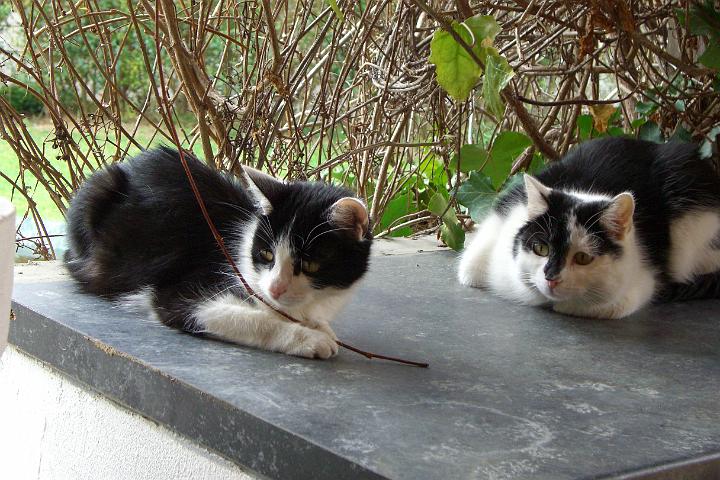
[0,0,718,258]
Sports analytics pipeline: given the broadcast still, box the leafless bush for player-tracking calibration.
[0,0,717,258]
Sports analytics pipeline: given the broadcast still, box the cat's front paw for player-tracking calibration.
[287,327,339,359]
[457,265,486,288]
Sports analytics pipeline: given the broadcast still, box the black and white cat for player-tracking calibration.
[65,147,372,358]
[458,137,720,319]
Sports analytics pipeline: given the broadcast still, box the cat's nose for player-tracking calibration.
[546,278,561,290]
[269,282,288,299]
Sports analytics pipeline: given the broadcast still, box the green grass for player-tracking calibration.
[0,120,200,222]
[0,124,66,221]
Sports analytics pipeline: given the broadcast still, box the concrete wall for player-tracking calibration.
[0,198,13,355]
[0,346,259,480]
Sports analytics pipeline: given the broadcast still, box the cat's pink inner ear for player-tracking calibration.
[604,192,635,239]
[329,197,369,240]
[524,174,551,218]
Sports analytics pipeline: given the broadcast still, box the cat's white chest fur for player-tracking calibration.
[459,207,547,306]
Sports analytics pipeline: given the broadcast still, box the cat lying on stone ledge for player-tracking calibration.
[64,147,372,359]
[459,137,720,319]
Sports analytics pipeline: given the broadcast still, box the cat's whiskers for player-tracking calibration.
[216,201,256,217]
[530,218,550,237]
[583,209,606,233]
[303,220,332,248]
[249,226,275,247]
[257,218,275,243]
[305,226,353,248]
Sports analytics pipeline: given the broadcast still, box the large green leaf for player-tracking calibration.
[482,49,514,118]
[441,221,465,251]
[428,191,465,251]
[428,191,459,224]
[676,2,720,37]
[428,15,504,101]
[699,43,720,70]
[428,191,449,218]
[638,121,663,143]
[464,15,501,44]
[485,131,532,188]
[456,172,496,221]
[428,23,481,101]
[449,144,488,172]
[379,193,412,237]
[577,114,593,140]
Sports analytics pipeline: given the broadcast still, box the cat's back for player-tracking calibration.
[543,138,718,211]
[496,138,716,215]
[65,147,257,295]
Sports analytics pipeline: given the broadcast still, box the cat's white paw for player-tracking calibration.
[286,327,339,359]
[458,270,482,288]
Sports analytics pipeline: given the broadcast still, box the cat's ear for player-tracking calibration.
[329,197,370,241]
[602,192,635,240]
[524,174,551,218]
[242,167,285,215]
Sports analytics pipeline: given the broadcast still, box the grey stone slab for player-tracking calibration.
[9,252,720,480]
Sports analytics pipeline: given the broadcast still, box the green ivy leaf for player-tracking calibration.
[677,2,720,37]
[464,15,501,45]
[483,51,514,118]
[486,131,532,188]
[428,23,481,101]
[635,100,659,117]
[699,126,720,158]
[379,193,412,237]
[607,126,625,137]
[457,172,496,221]
[638,121,663,143]
[670,126,692,143]
[429,15,504,101]
[449,144,488,172]
[577,114,593,140]
[699,43,720,70]
[428,191,465,251]
[500,173,524,193]
[528,152,545,174]
[428,191,449,218]
[440,221,465,251]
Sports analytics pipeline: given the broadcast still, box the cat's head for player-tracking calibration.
[238,171,372,311]
[514,174,635,304]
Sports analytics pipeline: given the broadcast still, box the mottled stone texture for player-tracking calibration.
[10,252,720,479]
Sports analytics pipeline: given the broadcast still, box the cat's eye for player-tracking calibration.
[532,241,550,257]
[259,249,274,262]
[574,251,594,265]
[302,260,320,274]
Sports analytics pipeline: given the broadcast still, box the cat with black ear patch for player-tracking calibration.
[458,137,720,319]
[64,147,372,358]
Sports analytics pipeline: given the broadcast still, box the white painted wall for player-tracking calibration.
[0,346,259,480]
[0,198,14,356]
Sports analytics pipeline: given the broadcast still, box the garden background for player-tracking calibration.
[0,0,718,260]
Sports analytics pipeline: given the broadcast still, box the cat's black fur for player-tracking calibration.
[497,137,720,298]
[65,147,372,330]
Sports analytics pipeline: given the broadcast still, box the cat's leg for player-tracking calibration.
[458,213,503,287]
[668,211,720,281]
[192,294,339,358]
